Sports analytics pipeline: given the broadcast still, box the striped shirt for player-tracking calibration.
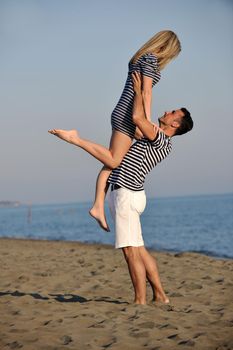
[111,53,161,139]
[108,130,172,191]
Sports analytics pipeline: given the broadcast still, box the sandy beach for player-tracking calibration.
[0,238,232,350]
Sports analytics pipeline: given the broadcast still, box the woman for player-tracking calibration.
[49,30,181,231]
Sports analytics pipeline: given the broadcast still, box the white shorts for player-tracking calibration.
[108,187,146,249]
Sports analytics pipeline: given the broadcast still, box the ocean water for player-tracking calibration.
[0,193,232,259]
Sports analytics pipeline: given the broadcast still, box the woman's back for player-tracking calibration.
[111,53,161,139]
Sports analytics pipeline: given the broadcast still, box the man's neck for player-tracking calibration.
[159,125,174,138]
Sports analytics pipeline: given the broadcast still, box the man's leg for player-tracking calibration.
[122,246,147,305]
[138,246,169,303]
[108,189,147,304]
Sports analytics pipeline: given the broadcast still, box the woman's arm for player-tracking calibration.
[142,75,153,121]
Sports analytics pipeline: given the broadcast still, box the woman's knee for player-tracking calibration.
[132,114,139,124]
[109,156,123,169]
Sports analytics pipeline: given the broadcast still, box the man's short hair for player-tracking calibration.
[175,107,193,136]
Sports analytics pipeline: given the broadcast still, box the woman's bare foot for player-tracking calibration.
[48,129,80,145]
[89,207,110,232]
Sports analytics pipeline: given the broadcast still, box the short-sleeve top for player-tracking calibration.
[111,53,161,139]
[108,130,172,191]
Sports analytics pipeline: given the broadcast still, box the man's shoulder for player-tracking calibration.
[130,130,172,151]
[149,129,172,148]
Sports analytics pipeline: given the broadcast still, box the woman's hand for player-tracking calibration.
[134,126,144,140]
[131,71,142,94]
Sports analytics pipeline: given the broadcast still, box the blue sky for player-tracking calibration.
[1,0,233,204]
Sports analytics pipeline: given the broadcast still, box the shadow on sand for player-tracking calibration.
[0,290,128,305]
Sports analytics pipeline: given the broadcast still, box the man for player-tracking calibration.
[48,72,193,305]
[106,72,193,304]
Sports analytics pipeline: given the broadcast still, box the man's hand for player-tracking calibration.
[134,123,158,140]
[131,71,142,95]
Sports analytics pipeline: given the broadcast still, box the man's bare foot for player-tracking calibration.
[134,300,147,305]
[89,207,110,232]
[48,129,80,145]
[153,291,170,304]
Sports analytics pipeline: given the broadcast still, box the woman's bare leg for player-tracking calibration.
[48,129,132,169]
[48,129,132,231]
[89,130,132,231]
[138,246,169,303]
[89,166,111,231]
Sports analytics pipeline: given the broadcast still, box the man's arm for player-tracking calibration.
[132,72,158,141]
[142,75,153,121]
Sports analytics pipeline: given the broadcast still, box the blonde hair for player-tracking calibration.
[130,30,181,70]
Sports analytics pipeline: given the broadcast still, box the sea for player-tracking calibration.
[0,193,232,259]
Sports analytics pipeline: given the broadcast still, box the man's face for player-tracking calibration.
[158,109,184,127]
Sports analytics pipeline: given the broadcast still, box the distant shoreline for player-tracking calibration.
[0,200,21,208]
[1,236,232,260]
[1,192,232,207]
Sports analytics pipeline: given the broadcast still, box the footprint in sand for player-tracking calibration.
[11,310,21,316]
[177,304,202,314]
[158,323,177,330]
[178,339,195,346]
[98,265,105,270]
[101,338,117,349]
[43,320,52,326]
[170,292,183,297]
[61,335,73,345]
[6,341,23,349]
[158,304,174,312]
[138,321,155,329]
[88,320,106,329]
[193,332,205,338]
[130,330,149,338]
[202,275,212,280]
[9,329,28,334]
[17,275,30,282]
[167,333,180,340]
[91,284,101,290]
[186,283,203,290]
[215,277,224,283]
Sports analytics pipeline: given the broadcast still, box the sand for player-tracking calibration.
[0,238,232,350]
